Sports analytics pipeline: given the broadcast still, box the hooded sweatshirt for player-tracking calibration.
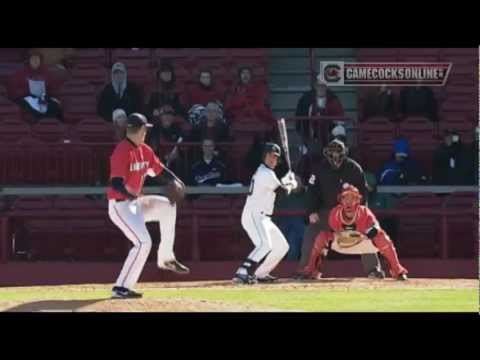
[378,138,426,185]
[97,62,143,122]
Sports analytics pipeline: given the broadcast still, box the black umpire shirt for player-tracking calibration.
[305,157,368,214]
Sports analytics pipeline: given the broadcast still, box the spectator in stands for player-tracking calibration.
[467,127,479,185]
[147,105,184,158]
[185,69,224,108]
[190,139,226,186]
[97,62,143,122]
[190,102,230,143]
[330,124,347,144]
[112,109,127,141]
[399,83,438,122]
[378,138,428,185]
[433,130,472,185]
[9,52,63,122]
[361,84,396,122]
[295,74,344,142]
[224,66,273,125]
[29,48,74,86]
[147,60,185,119]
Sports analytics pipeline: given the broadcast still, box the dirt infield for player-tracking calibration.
[0,278,477,312]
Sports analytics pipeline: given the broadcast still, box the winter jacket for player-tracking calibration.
[432,142,471,185]
[97,82,143,122]
[186,83,224,108]
[8,54,61,101]
[399,86,438,122]
[190,157,226,186]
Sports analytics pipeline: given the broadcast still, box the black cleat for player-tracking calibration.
[396,273,408,281]
[232,273,257,285]
[256,274,278,283]
[292,272,320,281]
[368,269,386,279]
[160,259,190,274]
[111,286,143,299]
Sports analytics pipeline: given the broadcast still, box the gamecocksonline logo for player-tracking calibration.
[323,64,342,83]
[320,61,452,86]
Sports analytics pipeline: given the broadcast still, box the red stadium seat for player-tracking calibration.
[59,80,96,97]
[0,118,30,142]
[154,48,189,60]
[111,48,153,61]
[359,117,398,145]
[0,62,23,86]
[73,48,107,66]
[70,63,108,90]
[358,144,392,174]
[62,95,98,123]
[0,97,22,118]
[230,48,267,58]
[72,118,116,143]
[398,116,436,144]
[31,118,67,143]
[16,137,61,184]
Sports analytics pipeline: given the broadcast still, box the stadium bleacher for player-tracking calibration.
[0,48,477,263]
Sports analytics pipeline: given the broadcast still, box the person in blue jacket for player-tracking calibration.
[378,138,428,185]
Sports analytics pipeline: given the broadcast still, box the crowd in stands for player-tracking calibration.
[3,50,275,188]
[1,48,477,262]
[360,83,438,122]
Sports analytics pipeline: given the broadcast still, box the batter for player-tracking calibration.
[233,143,298,284]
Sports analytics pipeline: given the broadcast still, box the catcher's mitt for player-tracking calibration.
[334,230,366,248]
[165,180,185,205]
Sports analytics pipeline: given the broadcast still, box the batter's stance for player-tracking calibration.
[233,143,298,284]
[107,113,189,299]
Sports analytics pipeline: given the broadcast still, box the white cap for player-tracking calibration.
[331,124,346,137]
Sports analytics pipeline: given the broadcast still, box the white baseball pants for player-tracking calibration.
[108,196,177,290]
[241,209,289,278]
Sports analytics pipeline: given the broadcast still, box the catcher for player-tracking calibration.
[300,184,408,281]
[107,113,189,299]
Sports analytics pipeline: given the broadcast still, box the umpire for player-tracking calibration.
[295,139,385,279]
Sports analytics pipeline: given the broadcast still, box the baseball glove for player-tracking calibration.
[165,180,185,205]
[334,230,366,248]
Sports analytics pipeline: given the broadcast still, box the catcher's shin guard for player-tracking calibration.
[372,229,407,277]
[301,231,331,277]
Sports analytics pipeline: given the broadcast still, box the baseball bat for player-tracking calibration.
[166,136,183,167]
[277,118,292,171]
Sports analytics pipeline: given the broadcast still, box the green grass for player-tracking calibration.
[0,285,477,312]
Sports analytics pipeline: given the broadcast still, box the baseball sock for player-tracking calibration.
[236,258,258,276]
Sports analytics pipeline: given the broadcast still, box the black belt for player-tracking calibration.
[261,212,272,217]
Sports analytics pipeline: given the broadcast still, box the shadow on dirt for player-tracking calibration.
[5,299,107,312]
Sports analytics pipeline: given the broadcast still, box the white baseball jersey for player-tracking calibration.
[237,163,289,279]
[243,164,282,215]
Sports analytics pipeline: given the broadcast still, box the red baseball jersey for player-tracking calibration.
[328,205,379,234]
[106,139,164,201]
